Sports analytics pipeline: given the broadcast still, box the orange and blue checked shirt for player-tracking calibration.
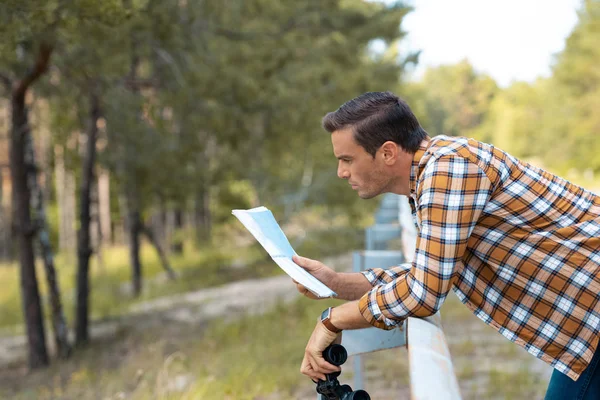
[358,135,600,380]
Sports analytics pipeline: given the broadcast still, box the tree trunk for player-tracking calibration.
[125,30,144,297]
[89,177,99,252]
[170,209,184,254]
[1,104,13,262]
[11,95,48,368]
[75,86,101,346]
[54,145,66,250]
[141,224,177,280]
[54,145,76,254]
[0,170,10,261]
[128,207,143,296]
[150,208,167,255]
[115,194,128,246]
[98,169,112,244]
[194,184,211,243]
[193,139,214,244]
[9,43,53,369]
[25,118,71,359]
[90,176,105,271]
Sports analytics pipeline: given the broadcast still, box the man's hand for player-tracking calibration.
[292,255,338,299]
[300,320,342,381]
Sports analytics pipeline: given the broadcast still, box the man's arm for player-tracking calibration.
[300,155,494,381]
[300,301,372,381]
[292,255,413,301]
[332,272,374,301]
[292,255,372,300]
[359,155,493,329]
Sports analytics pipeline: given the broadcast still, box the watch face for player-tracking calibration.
[321,308,331,321]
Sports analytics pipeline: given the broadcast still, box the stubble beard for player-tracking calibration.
[357,170,392,200]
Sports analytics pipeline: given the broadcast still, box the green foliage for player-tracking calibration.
[19,0,417,232]
[474,80,550,159]
[404,60,499,138]
[0,0,132,77]
[405,1,600,186]
[473,0,600,178]
[546,0,600,174]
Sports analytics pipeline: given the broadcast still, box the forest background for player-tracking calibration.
[0,0,599,399]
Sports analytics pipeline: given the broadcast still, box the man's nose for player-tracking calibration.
[337,164,350,180]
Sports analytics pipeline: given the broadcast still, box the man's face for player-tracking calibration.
[331,128,391,199]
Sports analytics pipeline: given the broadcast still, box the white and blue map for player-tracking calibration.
[232,206,337,298]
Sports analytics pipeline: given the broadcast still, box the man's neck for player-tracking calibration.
[409,137,431,195]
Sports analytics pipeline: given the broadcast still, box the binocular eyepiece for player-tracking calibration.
[315,344,371,400]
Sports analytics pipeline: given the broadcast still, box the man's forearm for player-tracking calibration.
[332,272,373,301]
[330,300,372,330]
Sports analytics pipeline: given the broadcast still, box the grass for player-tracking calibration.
[484,366,548,400]
[187,299,342,399]
[0,295,345,400]
[1,290,552,400]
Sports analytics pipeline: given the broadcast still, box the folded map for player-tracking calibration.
[232,206,337,298]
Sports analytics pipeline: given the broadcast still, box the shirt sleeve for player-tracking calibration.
[360,264,412,286]
[358,155,493,329]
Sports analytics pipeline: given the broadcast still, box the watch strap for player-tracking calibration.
[321,307,342,333]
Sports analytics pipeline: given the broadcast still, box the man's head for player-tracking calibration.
[322,91,428,198]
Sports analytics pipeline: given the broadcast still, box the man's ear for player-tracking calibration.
[380,141,399,165]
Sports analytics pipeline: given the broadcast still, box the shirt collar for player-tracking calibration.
[409,136,431,195]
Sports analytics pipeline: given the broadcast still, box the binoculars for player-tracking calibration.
[315,344,371,400]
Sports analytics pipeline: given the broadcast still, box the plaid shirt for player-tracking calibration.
[358,135,600,380]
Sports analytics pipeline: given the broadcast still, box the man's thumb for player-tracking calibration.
[293,255,315,269]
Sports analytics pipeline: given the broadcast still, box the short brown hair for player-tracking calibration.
[322,91,428,156]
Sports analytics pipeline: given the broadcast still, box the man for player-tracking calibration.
[292,91,600,399]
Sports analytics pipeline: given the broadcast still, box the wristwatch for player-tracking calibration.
[320,307,342,333]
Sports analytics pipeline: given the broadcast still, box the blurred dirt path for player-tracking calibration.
[0,253,352,369]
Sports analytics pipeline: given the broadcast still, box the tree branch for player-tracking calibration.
[13,43,53,101]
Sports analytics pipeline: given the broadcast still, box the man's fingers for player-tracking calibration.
[306,354,332,380]
[313,355,341,374]
[292,255,318,270]
[295,282,319,299]
[296,283,307,295]
[300,355,310,375]
[295,283,307,294]
[301,355,326,381]
[305,350,341,375]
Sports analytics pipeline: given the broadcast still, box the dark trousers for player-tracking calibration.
[545,348,600,400]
